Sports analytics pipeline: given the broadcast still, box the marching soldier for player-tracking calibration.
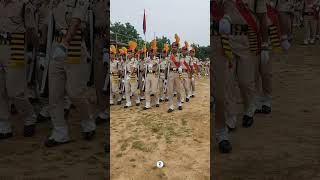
[138,47,146,101]
[159,44,170,102]
[190,47,198,97]
[272,0,294,48]
[89,0,109,123]
[144,40,160,110]
[167,34,183,113]
[124,42,140,108]
[302,0,320,44]
[0,0,38,139]
[110,45,122,105]
[45,0,96,147]
[212,0,269,153]
[180,41,192,102]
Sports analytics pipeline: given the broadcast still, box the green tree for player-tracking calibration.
[110,22,143,45]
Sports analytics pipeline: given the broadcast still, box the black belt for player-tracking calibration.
[147,70,156,74]
[211,22,249,36]
[160,69,165,73]
[303,12,314,16]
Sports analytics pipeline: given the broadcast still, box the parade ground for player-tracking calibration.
[0,102,105,179]
[215,30,320,180]
[110,77,210,180]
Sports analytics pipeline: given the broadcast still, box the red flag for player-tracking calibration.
[143,9,146,35]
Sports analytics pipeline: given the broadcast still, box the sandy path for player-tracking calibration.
[0,104,105,179]
[111,78,210,180]
[214,31,320,180]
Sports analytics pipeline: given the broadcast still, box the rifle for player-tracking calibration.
[40,0,54,95]
[87,2,95,87]
[27,3,39,88]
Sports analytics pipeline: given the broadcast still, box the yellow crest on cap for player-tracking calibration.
[142,44,147,54]
[151,39,157,53]
[119,47,127,55]
[184,41,189,50]
[128,41,137,52]
[110,45,116,54]
[174,34,180,47]
[163,43,169,53]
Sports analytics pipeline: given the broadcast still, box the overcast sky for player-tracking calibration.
[111,0,210,46]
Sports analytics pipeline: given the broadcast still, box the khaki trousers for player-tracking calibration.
[124,74,139,104]
[255,51,272,108]
[181,72,191,98]
[167,71,182,109]
[304,15,318,41]
[110,75,121,103]
[159,74,166,100]
[0,43,36,133]
[48,42,96,142]
[145,73,159,106]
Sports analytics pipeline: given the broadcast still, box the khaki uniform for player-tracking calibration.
[144,56,160,108]
[91,0,108,119]
[138,58,145,100]
[190,56,199,96]
[302,0,320,43]
[180,55,192,100]
[167,53,183,110]
[274,0,294,39]
[124,58,140,107]
[0,1,37,134]
[213,0,267,142]
[159,57,168,100]
[48,0,95,142]
[110,58,121,104]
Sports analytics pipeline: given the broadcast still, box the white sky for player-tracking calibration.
[110,0,210,46]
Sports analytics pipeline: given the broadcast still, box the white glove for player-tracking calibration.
[142,78,145,82]
[219,16,231,34]
[103,48,108,64]
[192,77,195,81]
[122,79,125,83]
[178,66,183,73]
[52,44,67,59]
[281,39,291,51]
[261,50,270,65]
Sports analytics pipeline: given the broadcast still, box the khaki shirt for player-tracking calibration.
[0,0,25,33]
[224,0,267,25]
[110,58,121,74]
[275,0,294,12]
[303,0,319,12]
[125,58,138,74]
[181,56,191,70]
[50,0,89,30]
[145,57,159,72]
[167,53,182,70]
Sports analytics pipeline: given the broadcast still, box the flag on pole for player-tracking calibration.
[143,9,147,35]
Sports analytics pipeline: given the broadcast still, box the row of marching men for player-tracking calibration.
[0,0,109,148]
[110,34,208,113]
[272,0,320,45]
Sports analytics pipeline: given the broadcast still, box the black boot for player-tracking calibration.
[83,130,95,140]
[218,140,232,153]
[45,138,70,147]
[36,114,51,123]
[0,132,13,139]
[24,124,35,137]
[167,108,174,113]
[242,115,254,128]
